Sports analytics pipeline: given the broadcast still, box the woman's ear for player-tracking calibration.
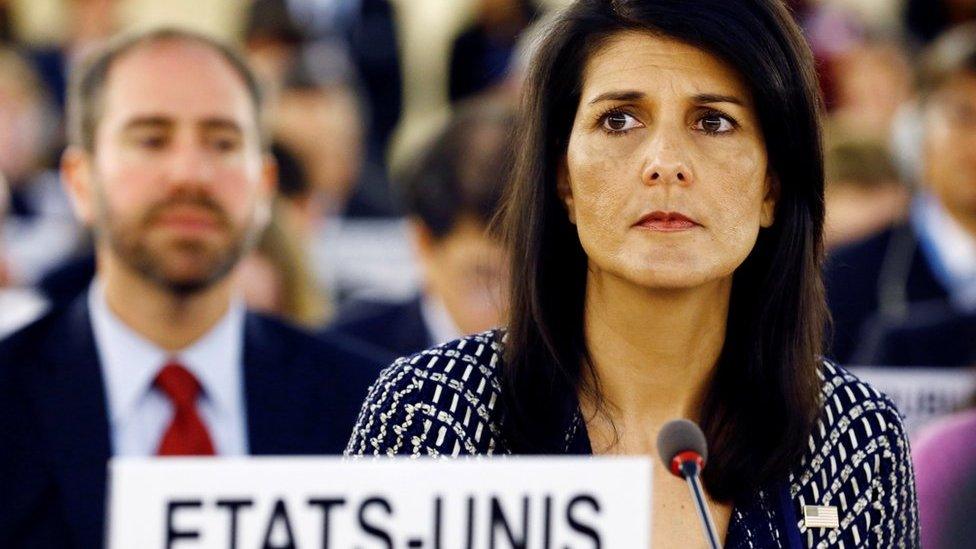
[557,158,577,224]
[760,173,779,228]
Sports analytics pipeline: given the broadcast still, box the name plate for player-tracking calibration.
[848,366,976,434]
[108,457,651,548]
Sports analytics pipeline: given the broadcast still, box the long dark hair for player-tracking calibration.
[499,0,827,502]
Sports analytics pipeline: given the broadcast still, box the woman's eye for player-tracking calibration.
[696,114,736,134]
[602,111,642,133]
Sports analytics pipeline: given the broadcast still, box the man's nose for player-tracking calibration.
[166,141,216,187]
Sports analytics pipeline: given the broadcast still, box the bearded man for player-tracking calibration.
[0,29,383,549]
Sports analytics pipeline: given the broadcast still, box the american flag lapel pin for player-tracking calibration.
[803,505,840,529]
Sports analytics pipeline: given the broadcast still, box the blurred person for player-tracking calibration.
[248,0,397,217]
[906,0,976,46]
[829,39,913,140]
[0,172,48,337]
[823,134,910,250]
[270,0,402,213]
[826,23,976,364]
[328,100,512,360]
[270,141,317,232]
[273,83,370,214]
[0,28,383,549]
[29,146,327,313]
[277,82,398,218]
[868,300,976,366]
[913,403,976,549]
[337,0,402,170]
[243,0,306,101]
[449,0,538,103]
[349,1,918,546]
[238,199,330,327]
[0,47,82,284]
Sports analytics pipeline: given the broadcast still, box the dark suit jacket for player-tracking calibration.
[870,300,976,367]
[0,295,384,549]
[825,224,950,364]
[327,296,433,362]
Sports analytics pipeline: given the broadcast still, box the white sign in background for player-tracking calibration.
[847,366,976,435]
[108,457,651,549]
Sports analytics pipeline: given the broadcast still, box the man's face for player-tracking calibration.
[69,40,273,295]
[923,71,976,226]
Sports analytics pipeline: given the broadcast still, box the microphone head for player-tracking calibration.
[657,419,708,477]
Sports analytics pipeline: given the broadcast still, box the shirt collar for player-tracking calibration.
[911,194,976,309]
[89,279,246,425]
[419,293,462,346]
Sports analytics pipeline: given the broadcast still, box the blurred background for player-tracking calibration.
[0,0,975,425]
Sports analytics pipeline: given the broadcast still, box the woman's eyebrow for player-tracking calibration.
[694,93,744,106]
[587,90,645,105]
[586,91,746,106]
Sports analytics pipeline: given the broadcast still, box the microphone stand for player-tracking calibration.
[679,459,721,549]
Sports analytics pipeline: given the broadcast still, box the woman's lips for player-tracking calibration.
[634,211,701,232]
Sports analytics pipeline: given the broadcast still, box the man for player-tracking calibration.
[826,23,976,365]
[0,29,383,548]
[328,100,512,360]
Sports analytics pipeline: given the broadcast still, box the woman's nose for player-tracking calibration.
[640,132,694,187]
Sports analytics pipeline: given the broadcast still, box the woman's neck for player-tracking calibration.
[580,268,731,449]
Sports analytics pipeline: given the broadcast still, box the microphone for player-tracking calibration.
[657,419,721,549]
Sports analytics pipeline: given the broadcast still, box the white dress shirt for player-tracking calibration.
[912,194,976,311]
[419,294,462,347]
[0,287,47,338]
[88,280,249,456]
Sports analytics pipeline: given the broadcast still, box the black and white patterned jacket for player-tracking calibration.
[346,330,920,548]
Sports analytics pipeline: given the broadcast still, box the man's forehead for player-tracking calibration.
[100,39,255,126]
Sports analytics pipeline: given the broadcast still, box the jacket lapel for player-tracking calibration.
[31,296,112,549]
[242,314,297,455]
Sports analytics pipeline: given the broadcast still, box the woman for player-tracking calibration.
[347,0,919,546]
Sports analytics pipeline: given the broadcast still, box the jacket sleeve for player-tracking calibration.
[345,335,505,457]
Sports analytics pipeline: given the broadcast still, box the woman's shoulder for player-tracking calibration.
[787,359,919,546]
[345,330,508,457]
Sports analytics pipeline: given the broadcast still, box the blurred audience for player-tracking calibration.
[826,23,976,364]
[828,38,913,140]
[0,171,48,337]
[905,0,976,46]
[449,0,538,103]
[328,99,513,360]
[245,0,397,217]
[0,47,82,284]
[0,29,382,549]
[238,200,330,327]
[913,404,976,549]
[824,133,910,250]
[869,300,976,366]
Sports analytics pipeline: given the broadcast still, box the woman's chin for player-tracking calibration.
[615,265,726,292]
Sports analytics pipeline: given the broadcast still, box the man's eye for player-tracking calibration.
[602,111,642,133]
[211,136,242,152]
[137,136,167,148]
[695,114,736,134]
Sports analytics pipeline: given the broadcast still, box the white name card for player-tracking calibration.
[108,456,651,549]
[848,366,976,435]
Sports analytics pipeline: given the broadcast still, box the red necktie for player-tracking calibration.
[155,362,215,456]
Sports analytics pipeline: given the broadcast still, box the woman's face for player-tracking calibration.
[562,32,775,290]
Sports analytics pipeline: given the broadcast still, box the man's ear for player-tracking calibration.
[760,172,779,228]
[557,158,577,225]
[61,146,96,226]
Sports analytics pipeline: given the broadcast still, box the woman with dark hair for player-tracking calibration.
[347,0,918,545]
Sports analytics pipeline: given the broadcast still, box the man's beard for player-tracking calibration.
[95,187,258,297]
